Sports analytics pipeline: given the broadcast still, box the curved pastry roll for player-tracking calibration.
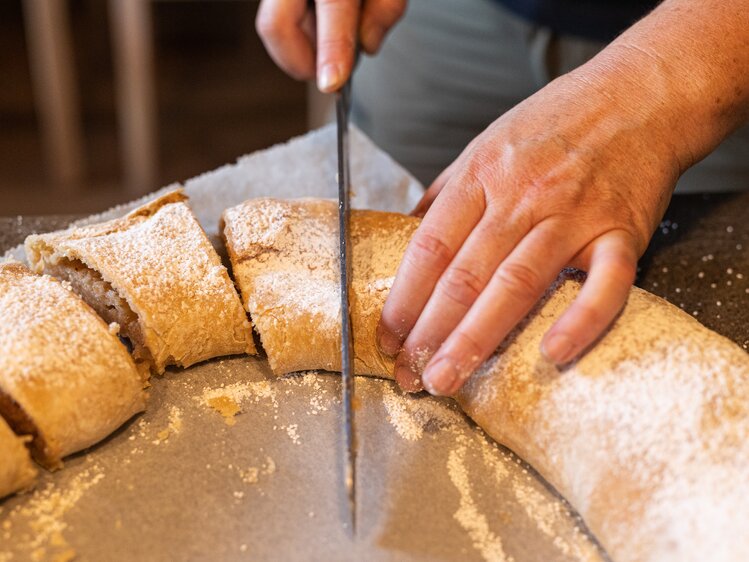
[0,263,146,469]
[222,198,419,376]
[455,272,749,562]
[223,199,749,562]
[26,190,255,376]
[0,416,36,499]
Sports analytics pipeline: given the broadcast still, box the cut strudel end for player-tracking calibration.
[26,190,255,376]
[0,262,146,469]
[221,198,419,376]
[0,415,36,499]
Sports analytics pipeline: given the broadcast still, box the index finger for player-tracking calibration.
[315,0,359,92]
[377,181,486,357]
[256,0,316,80]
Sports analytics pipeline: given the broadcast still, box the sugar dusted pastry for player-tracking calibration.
[455,272,749,562]
[221,198,419,376]
[0,415,36,499]
[224,198,749,562]
[26,190,255,376]
[0,262,146,469]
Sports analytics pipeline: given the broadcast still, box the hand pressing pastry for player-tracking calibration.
[0,415,36,499]
[221,198,419,376]
[0,262,146,470]
[224,199,749,562]
[26,190,255,376]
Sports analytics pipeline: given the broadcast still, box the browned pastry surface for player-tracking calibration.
[0,262,146,469]
[222,198,419,376]
[223,197,749,562]
[26,190,255,376]
[0,413,36,499]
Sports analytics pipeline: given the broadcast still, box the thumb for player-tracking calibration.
[315,0,359,92]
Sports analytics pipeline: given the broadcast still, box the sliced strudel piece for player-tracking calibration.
[26,190,255,376]
[0,415,36,499]
[0,262,146,469]
[221,198,419,376]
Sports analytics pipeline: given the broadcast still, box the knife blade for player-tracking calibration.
[336,77,356,532]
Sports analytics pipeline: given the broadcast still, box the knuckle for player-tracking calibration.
[255,10,282,39]
[461,153,497,191]
[450,331,485,366]
[606,255,636,285]
[317,35,356,54]
[494,261,545,301]
[438,266,485,308]
[400,341,435,372]
[570,301,609,332]
[380,308,412,341]
[407,231,454,272]
[315,0,352,6]
[374,0,406,23]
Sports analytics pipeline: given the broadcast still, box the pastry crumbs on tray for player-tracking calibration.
[207,396,241,425]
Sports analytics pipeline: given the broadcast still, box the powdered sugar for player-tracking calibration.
[448,445,512,562]
[0,464,105,561]
[223,198,419,377]
[458,274,749,562]
[25,191,254,374]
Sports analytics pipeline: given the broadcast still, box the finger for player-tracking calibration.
[377,182,486,358]
[315,0,359,92]
[422,219,586,396]
[256,0,316,80]
[359,0,406,54]
[393,210,528,391]
[541,230,637,364]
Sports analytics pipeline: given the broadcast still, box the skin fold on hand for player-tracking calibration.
[378,0,749,396]
[256,0,406,92]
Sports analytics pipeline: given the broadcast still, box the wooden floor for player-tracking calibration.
[0,1,308,215]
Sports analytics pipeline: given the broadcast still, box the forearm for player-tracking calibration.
[572,0,749,172]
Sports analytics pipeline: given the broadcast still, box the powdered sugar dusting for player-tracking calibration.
[0,262,145,465]
[379,382,601,561]
[223,198,418,377]
[381,383,464,441]
[0,464,105,561]
[25,191,254,374]
[448,445,512,562]
[458,273,749,562]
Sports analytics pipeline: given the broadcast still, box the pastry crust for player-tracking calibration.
[456,271,749,562]
[0,262,146,469]
[222,198,419,376]
[0,415,36,499]
[26,190,255,375]
[224,199,749,562]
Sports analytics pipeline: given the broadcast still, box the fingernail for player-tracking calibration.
[361,24,384,54]
[423,358,460,396]
[395,364,422,393]
[378,329,402,358]
[542,333,576,364]
[318,63,342,92]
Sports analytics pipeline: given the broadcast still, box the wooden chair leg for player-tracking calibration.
[22,0,85,191]
[109,0,157,197]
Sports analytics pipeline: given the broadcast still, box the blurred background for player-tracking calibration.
[0,0,326,215]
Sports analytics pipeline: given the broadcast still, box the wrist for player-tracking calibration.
[576,0,749,174]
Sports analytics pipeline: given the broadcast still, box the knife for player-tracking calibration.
[336,77,356,532]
